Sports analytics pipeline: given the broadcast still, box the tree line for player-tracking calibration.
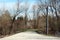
[0,0,60,36]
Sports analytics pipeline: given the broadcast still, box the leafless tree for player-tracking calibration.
[32,5,37,29]
[23,1,29,28]
[10,0,23,34]
[37,0,49,34]
[49,0,60,34]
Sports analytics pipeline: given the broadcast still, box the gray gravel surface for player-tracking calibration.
[0,31,60,40]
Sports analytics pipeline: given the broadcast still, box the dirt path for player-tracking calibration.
[0,31,60,40]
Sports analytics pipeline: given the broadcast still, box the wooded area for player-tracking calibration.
[0,0,60,37]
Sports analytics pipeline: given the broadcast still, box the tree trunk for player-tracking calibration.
[46,6,49,35]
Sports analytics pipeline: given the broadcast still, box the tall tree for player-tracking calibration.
[37,0,49,34]
[49,0,60,33]
[24,1,29,28]
[10,0,23,34]
[32,5,37,29]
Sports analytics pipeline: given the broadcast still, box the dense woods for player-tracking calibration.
[0,0,60,37]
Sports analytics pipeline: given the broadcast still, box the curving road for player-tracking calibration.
[0,31,60,40]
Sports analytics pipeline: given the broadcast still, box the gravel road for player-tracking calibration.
[0,31,60,40]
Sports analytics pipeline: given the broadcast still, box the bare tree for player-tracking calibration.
[32,5,37,29]
[49,0,60,34]
[23,1,29,28]
[37,0,49,34]
[10,0,23,34]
